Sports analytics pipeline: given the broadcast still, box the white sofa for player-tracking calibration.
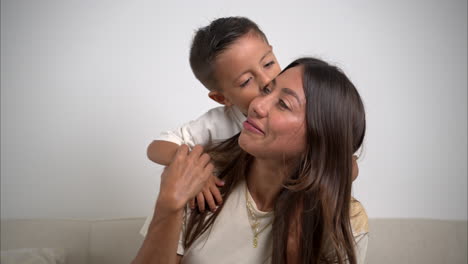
[1,218,467,264]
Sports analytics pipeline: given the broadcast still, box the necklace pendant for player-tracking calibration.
[253,236,258,248]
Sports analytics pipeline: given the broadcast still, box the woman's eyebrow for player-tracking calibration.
[281,88,301,105]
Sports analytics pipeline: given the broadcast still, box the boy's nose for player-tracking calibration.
[257,71,272,88]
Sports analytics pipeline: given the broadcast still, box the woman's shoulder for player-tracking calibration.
[350,198,369,235]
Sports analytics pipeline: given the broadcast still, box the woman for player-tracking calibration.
[133,57,368,264]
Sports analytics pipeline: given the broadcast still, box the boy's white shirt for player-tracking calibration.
[157,105,246,148]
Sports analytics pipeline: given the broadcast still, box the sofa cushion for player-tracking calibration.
[1,248,66,264]
[367,218,467,264]
[2,218,466,264]
[89,218,144,264]
[1,219,89,264]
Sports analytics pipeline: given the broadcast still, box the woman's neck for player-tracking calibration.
[246,158,293,212]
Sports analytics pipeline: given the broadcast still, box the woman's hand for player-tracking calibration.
[157,144,214,213]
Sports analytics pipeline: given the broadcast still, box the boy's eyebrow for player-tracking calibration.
[259,50,273,62]
[233,49,274,83]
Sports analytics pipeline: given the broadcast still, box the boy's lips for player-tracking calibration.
[243,118,265,135]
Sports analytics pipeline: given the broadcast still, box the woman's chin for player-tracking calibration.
[238,131,256,155]
[238,131,248,150]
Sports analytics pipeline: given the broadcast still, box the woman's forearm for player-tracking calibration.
[133,145,213,263]
[132,202,184,264]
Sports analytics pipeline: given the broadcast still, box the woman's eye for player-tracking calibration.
[240,77,252,87]
[264,61,275,68]
[279,100,289,110]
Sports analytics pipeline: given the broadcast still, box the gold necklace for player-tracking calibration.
[245,183,273,248]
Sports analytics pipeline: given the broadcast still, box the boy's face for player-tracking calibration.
[211,33,281,115]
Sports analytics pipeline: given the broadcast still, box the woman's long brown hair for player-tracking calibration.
[183,57,366,264]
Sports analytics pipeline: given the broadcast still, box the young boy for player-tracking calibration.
[140,17,360,236]
[147,16,281,213]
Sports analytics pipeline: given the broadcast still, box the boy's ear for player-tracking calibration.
[208,91,233,106]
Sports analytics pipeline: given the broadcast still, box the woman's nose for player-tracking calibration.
[250,96,268,118]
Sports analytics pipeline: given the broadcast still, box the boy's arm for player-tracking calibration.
[147,140,180,166]
[147,107,242,212]
[148,107,243,165]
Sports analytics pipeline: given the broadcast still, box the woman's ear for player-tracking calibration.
[208,91,233,106]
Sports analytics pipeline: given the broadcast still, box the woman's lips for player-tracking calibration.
[243,119,264,135]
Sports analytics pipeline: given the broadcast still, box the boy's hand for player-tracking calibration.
[189,175,225,212]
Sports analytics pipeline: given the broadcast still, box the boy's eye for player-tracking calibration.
[240,77,252,88]
[264,61,275,68]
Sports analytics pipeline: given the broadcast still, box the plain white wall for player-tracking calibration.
[1,0,466,220]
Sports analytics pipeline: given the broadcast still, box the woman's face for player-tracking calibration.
[238,66,307,160]
[212,33,281,115]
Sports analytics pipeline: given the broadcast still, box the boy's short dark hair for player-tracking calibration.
[189,17,269,91]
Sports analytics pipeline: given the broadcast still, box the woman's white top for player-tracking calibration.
[140,181,369,264]
[178,181,274,264]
